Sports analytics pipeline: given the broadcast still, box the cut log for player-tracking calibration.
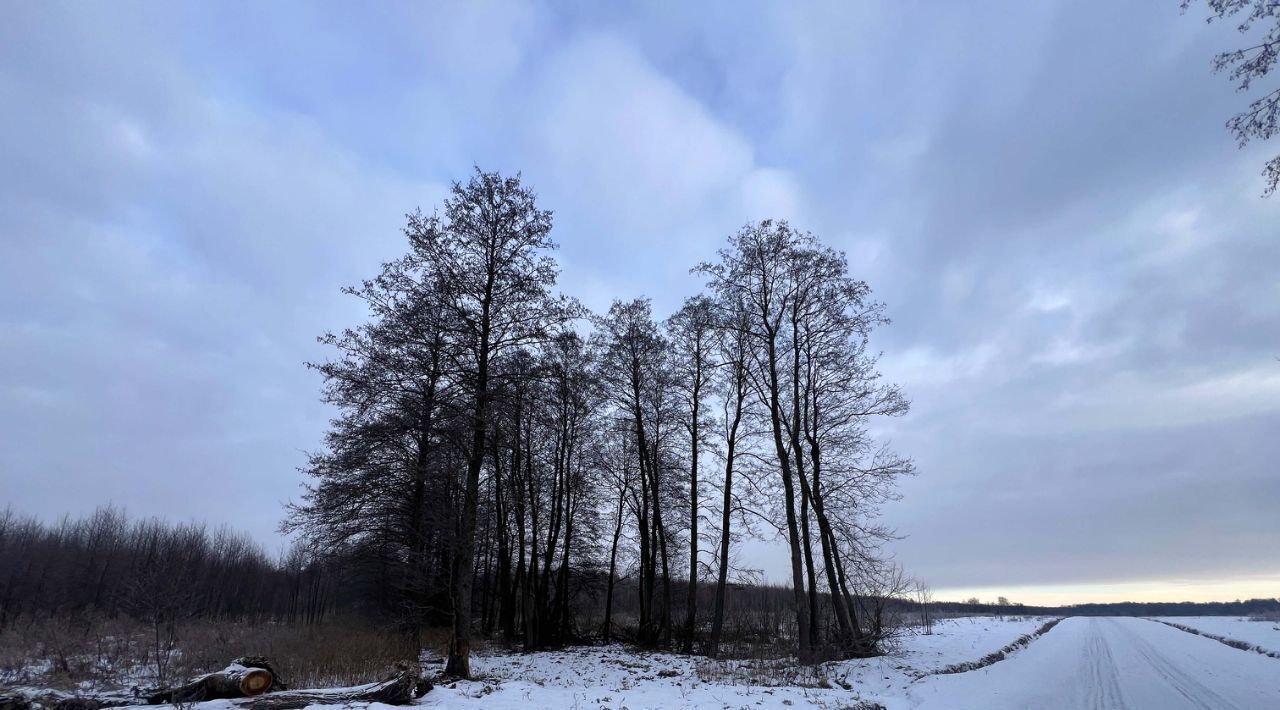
[231,656,288,691]
[147,661,275,704]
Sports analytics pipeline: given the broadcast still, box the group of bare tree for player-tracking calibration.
[287,169,914,677]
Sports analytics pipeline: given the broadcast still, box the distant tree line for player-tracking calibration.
[931,597,1280,617]
[284,169,915,676]
[0,506,343,630]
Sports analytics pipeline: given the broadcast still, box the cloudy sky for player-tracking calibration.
[3,1,1277,604]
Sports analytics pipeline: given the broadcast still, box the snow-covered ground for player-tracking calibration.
[885,615,1050,673]
[1152,615,1280,655]
[420,616,1051,709]
[2,617,1045,710]
[13,616,1280,709]
[907,617,1280,710]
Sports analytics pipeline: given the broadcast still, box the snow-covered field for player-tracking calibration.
[421,616,1051,709]
[1152,615,1280,655]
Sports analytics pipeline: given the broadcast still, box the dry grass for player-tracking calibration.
[690,656,835,688]
[173,620,426,688]
[0,615,430,692]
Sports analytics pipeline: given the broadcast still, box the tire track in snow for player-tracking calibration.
[1112,618,1243,710]
[1079,620,1127,710]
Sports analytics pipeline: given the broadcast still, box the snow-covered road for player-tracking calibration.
[908,616,1280,709]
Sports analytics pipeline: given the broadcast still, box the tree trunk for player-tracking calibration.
[446,283,494,678]
[764,330,811,661]
[799,483,820,651]
[683,378,700,652]
[709,387,742,657]
[633,383,657,645]
[790,308,820,654]
[603,487,624,643]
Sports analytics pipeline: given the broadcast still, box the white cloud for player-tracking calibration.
[1051,364,1280,432]
[889,342,1001,388]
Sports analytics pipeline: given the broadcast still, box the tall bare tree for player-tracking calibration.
[699,222,815,661]
[666,295,717,652]
[708,299,751,657]
[405,170,570,678]
[700,220,912,661]
[595,298,675,646]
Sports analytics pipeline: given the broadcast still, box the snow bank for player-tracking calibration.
[1151,616,1280,657]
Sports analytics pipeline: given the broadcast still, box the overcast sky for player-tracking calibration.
[3,1,1277,604]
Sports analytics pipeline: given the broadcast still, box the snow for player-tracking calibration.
[417,616,1051,709]
[887,616,1050,673]
[421,644,861,709]
[907,616,1280,710]
[1152,615,1280,655]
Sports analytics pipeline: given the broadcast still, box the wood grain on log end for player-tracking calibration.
[238,669,274,696]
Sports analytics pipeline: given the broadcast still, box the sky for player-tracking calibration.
[2,1,1277,606]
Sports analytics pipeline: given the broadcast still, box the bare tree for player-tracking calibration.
[594,298,674,647]
[699,222,816,661]
[915,581,934,635]
[700,220,912,661]
[403,169,571,677]
[666,295,717,652]
[1185,0,1280,194]
[708,299,752,657]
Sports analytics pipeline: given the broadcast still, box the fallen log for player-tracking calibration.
[6,659,425,710]
[243,662,430,710]
[0,689,138,710]
[147,657,282,704]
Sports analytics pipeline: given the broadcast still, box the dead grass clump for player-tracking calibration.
[691,656,831,688]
